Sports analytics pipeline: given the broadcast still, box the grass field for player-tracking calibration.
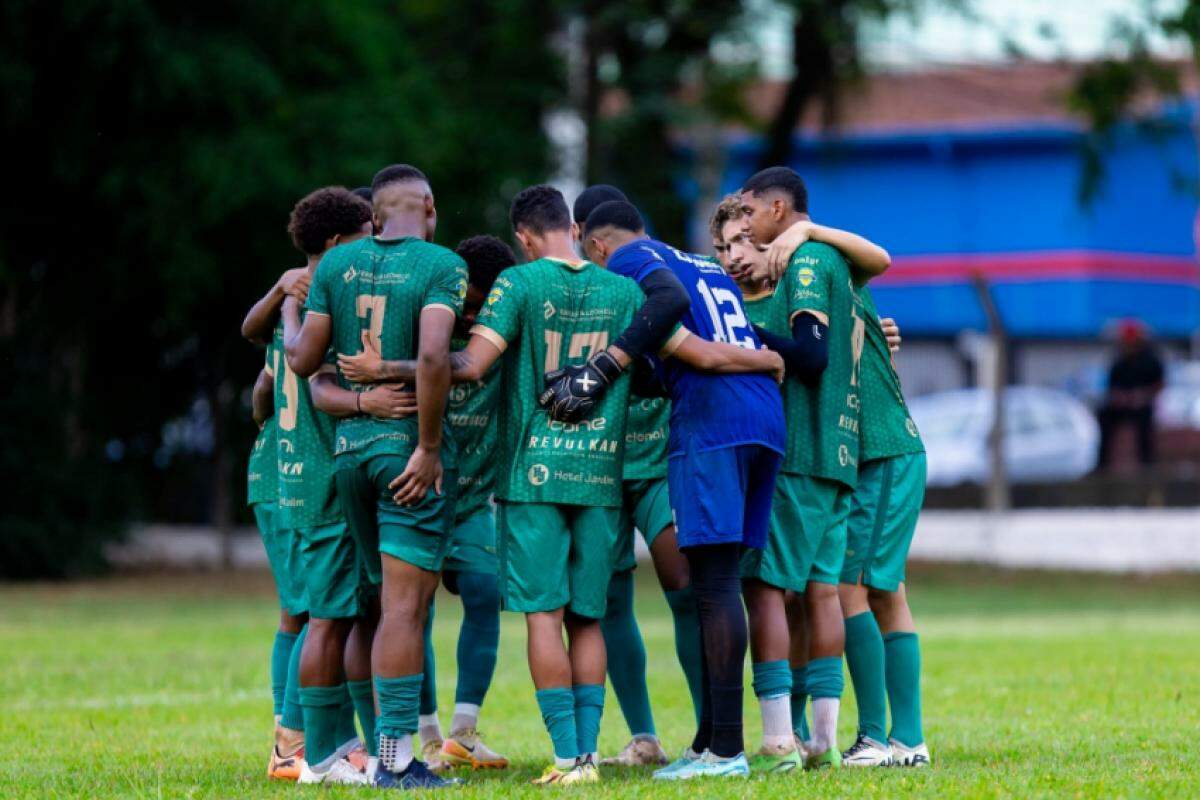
[2,564,1198,799]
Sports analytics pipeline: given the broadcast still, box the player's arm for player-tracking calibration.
[309,369,417,419]
[882,317,901,354]
[242,268,312,344]
[752,314,828,386]
[764,220,890,283]
[251,368,273,426]
[281,296,332,379]
[664,329,785,384]
[388,306,455,506]
[337,334,501,385]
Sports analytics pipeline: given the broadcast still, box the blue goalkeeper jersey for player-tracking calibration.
[607,238,785,457]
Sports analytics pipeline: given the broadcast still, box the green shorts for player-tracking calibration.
[741,473,851,591]
[613,478,674,573]
[445,508,498,575]
[296,519,370,620]
[842,452,926,592]
[496,501,620,619]
[336,455,458,584]
[253,502,308,616]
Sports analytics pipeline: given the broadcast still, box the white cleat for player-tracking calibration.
[842,734,893,767]
[889,738,930,767]
[297,756,371,786]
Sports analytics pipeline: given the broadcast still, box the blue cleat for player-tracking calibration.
[654,749,749,780]
[373,759,463,790]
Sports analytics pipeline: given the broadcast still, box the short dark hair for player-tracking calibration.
[742,166,808,213]
[351,186,373,204]
[455,235,516,293]
[509,184,571,235]
[287,187,372,256]
[371,164,428,196]
[583,200,644,238]
[573,184,628,224]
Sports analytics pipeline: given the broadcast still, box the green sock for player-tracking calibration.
[280,625,307,731]
[375,674,423,739]
[347,679,377,756]
[845,612,888,743]
[600,570,655,737]
[806,656,845,700]
[791,666,811,741]
[454,571,501,706]
[270,630,298,717]
[751,659,792,699]
[335,684,358,747]
[535,687,579,761]
[884,632,924,747]
[664,586,704,727]
[299,684,347,766]
[420,603,438,716]
[573,684,606,757]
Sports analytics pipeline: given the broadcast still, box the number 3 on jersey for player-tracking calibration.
[697,279,755,349]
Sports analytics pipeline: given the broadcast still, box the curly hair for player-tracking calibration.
[287,187,372,255]
[509,184,571,235]
[709,194,745,242]
[456,235,517,293]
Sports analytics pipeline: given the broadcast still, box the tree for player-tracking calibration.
[0,0,559,577]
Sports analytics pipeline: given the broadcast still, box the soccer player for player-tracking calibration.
[570,185,702,767]
[247,187,377,787]
[335,234,517,771]
[736,166,888,770]
[247,366,309,780]
[710,194,896,767]
[284,165,467,791]
[578,199,786,781]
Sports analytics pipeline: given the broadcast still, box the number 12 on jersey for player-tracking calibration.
[697,279,755,349]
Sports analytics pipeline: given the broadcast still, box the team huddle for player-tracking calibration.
[243,163,928,789]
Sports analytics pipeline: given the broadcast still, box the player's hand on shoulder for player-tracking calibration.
[765,219,815,281]
[538,351,624,423]
[338,332,384,383]
[279,268,311,303]
[881,317,901,353]
[359,384,416,419]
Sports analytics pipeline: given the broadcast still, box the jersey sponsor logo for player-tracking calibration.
[543,300,556,320]
[838,413,859,434]
[796,267,816,287]
[837,443,857,468]
[527,433,620,452]
[625,428,665,444]
[551,469,616,487]
[280,460,304,476]
[549,416,606,432]
[280,438,296,454]
[487,287,503,305]
[846,392,860,411]
[455,278,468,300]
[528,464,549,486]
[342,266,357,283]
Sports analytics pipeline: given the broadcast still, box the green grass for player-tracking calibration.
[2,564,1198,798]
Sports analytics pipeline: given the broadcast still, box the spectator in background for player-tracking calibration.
[1097,319,1165,469]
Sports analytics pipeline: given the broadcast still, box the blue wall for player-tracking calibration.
[714,102,1200,338]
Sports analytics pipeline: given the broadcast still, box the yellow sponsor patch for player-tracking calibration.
[797,266,815,287]
[486,287,503,305]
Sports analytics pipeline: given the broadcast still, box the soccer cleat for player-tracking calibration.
[340,742,370,773]
[653,750,749,780]
[842,734,893,767]
[422,737,452,773]
[266,744,304,781]
[889,739,930,767]
[442,727,509,769]
[652,748,702,781]
[530,764,573,785]
[571,757,601,784]
[805,746,842,770]
[599,734,669,766]
[748,744,802,773]
[297,757,370,786]
[374,758,463,789]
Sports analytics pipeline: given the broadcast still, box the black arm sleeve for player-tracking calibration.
[612,268,691,359]
[629,355,670,399]
[752,312,828,385]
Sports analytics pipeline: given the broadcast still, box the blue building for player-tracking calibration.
[706,63,1200,395]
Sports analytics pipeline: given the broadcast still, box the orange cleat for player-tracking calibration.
[267,744,305,781]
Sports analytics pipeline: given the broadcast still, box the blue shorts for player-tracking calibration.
[668,443,782,550]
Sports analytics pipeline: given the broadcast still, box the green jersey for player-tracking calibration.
[270,324,341,528]
[474,258,641,507]
[756,242,865,488]
[448,336,500,521]
[306,236,468,466]
[247,415,277,507]
[623,397,669,480]
[857,287,924,462]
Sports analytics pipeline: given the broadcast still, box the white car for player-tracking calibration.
[907,386,1100,487]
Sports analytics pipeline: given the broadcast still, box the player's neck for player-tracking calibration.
[777,211,810,237]
[304,254,321,273]
[376,215,426,241]
[739,275,770,297]
[532,231,580,264]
